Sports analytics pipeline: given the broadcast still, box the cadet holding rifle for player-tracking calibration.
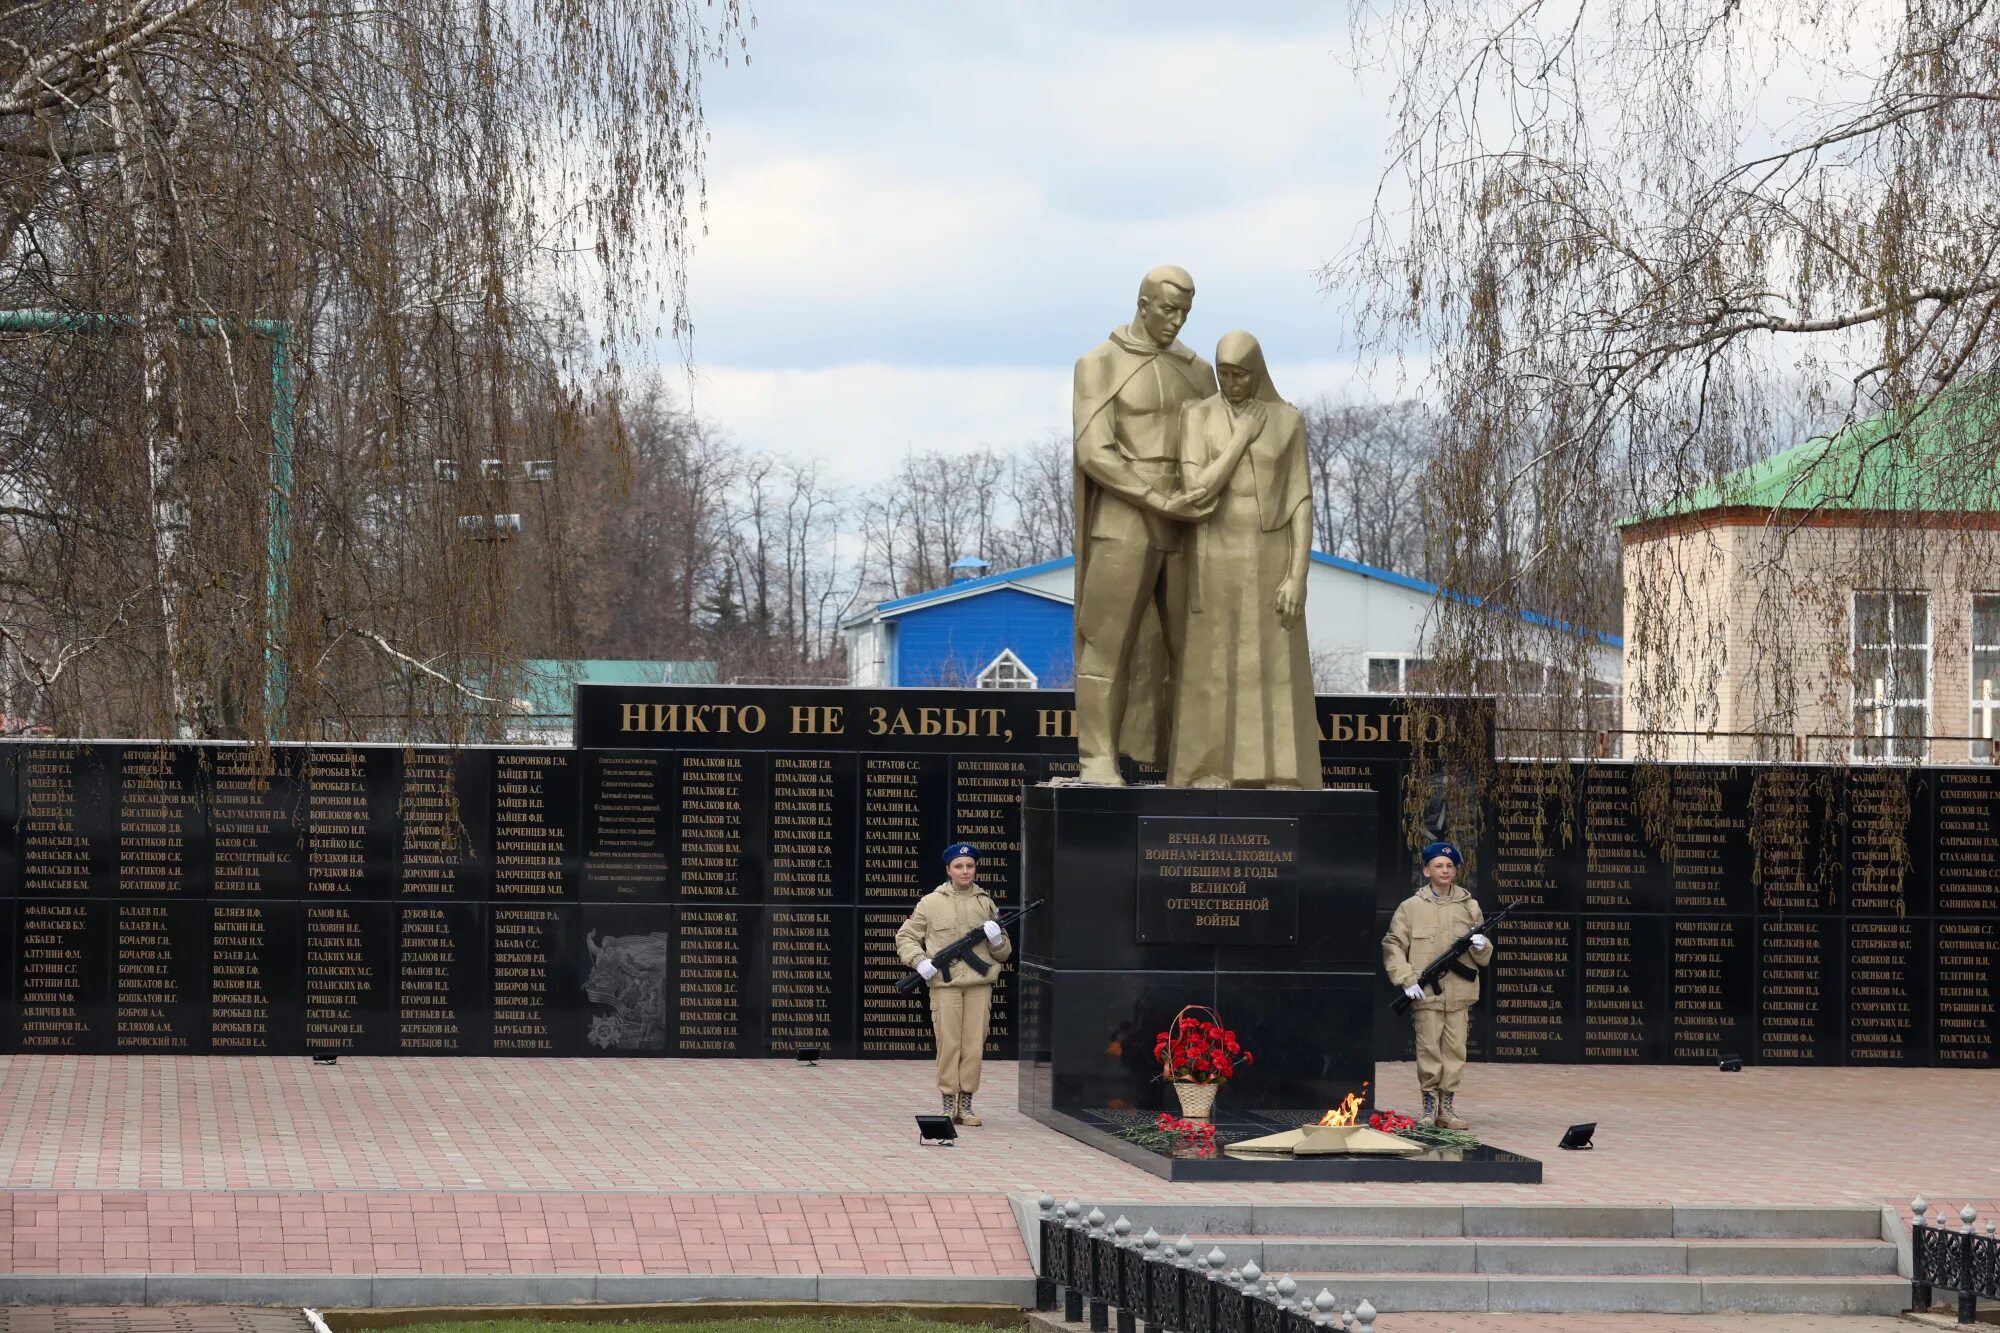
[1382,841,1494,1129]
[896,842,1011,1127]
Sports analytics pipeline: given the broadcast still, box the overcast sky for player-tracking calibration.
[664,3,1403,480]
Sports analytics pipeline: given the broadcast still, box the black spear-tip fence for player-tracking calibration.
[1912,1196,1999,1325]
[1032,1194,1379,1333]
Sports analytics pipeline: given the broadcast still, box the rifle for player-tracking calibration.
[1391,899,1516,1015]
[897,898,1044,995]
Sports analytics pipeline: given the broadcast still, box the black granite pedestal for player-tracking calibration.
[1016,783,1379,1119]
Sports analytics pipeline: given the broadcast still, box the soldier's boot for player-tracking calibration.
[1421,1091,1436,1122]
[956,1093,982,1127]
[944,1092,960,1123]
[1435,1092,1469,1130]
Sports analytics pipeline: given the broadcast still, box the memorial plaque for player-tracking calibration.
[581,751,671,901]
[673,904,757,1054]
[576,904,666,1055]
[1579,914,1669,1061]
[113,899,206,1052]
[209,901,302,1053]
[1667,916,1752,1064]
[1751,767,1838,914]
[114,745,205,896]
[950,755,1030,905]
[1575,767,1668,914]
[1844,917,1930,1065]
[858,907,931,1056]
[767,753,853,903]
[1485,914,1578,1062]
[1932,769,2000,916]
[764,906,855,1056]
[14,899,108,1050]
[1757,916,1841,1064]
[492,904,578,1055]
[1134,817,1300,946]
[397,749,489,899]
[210,745,304,897]
[19,743,112,897]
[982,965,1013,1058]
[492,750,577,899]
[305,746,398,897]
[1489,764,1577,914]
[304,901,396,1054]
[397,903,486,1054]
[1665,767,1753,915]
[675,752,763,901]
[1934,919,1999,1066]
[1844,768,1928,916]
[859,755,947,903]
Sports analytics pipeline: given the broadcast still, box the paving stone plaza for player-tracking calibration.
[0,1054,1990,1320]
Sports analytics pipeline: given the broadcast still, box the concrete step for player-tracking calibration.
[1204,1236,1897,1276]
[1274,1273,1909,1315]
[1070,1200,1886,1240]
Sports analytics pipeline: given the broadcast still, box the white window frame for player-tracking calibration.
[975,649,1037,689]
[1970,594,2000,759]
[1365,654,1432,693]
[1852,590,1931,762]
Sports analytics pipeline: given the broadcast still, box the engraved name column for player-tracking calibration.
[15,744,112,1051]
[1931,770,1999,1066]
[114,746,206,1053]
[1666,767,1752,1064]
[490,750,575,1056]
[1485,765,1580,1062]
[765,751,856,1055]
[859,754,946,1056]
[674,752,762,1054]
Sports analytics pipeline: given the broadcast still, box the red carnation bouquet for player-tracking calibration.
[1153,1006,1254,1085]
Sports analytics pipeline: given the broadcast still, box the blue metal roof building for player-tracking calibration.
[840,553,1623,694]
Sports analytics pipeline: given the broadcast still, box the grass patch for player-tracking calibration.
[329,1308,1026,1333]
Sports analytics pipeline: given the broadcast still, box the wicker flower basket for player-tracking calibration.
[1171,1079,1219,1121]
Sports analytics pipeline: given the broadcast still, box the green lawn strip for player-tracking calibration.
[327,1308,1026,1333]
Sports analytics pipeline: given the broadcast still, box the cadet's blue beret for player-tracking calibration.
[943,842,980,863]
[1420,840,1462,866]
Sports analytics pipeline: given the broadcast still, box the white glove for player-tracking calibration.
[1470,933,1490,951]
[916,958,938,980]
[1404,984,1424,1001]
[982,919,1004,945]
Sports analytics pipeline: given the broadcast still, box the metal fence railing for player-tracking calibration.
[1033,1194,1379,1333]
[1912,1197,1999,1325]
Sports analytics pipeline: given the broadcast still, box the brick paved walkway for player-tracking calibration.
[0,1055,1991,1280]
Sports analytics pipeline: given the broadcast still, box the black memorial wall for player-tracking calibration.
[0,688,1991,1066]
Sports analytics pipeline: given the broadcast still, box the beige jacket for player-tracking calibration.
[1382,884,1491,1012]
[895,881,1013,989]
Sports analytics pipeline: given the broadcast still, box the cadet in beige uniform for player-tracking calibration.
[1381,841,1492,1128]
[896,842,1012,1126]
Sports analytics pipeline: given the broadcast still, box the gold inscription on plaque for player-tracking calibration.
[305,904,375,1052]
[118,748,195,894]
[679,754,745,897]
[1935,772,2000,914]
[585,753,668,898]
[19,901,92,1046]
[1581,917,1643,1059]
[114,901,186,1050]
[491,908,557,1052]
[23,746,92,895]
[1141,828,1293,929]
[1759,919,1825,1062]
[770,755,837,900]
[398,905,463,1051]
[1935,920,1996,1063]
[1669,918,1741,1060]
[211,903,274,1050]
[1489,918,1570,1058]
[768,909,836,1050]
[494,753,570,896]
[398,751,461,896]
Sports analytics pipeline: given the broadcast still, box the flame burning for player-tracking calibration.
[1317,1081,1371,1127]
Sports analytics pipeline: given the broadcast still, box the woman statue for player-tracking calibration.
[1166,331,1321,788]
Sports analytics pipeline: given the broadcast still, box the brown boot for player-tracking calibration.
[1435,1092,1468,1130]
[955,1093,982,1127]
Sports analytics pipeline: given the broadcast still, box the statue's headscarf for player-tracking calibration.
[1215,330,1285,405]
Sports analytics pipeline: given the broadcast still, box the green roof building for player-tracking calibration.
[1619,393,2000,764]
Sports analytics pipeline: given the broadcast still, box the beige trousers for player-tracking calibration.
[1413,1006,1469,1094]
[930,984,994,1095]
